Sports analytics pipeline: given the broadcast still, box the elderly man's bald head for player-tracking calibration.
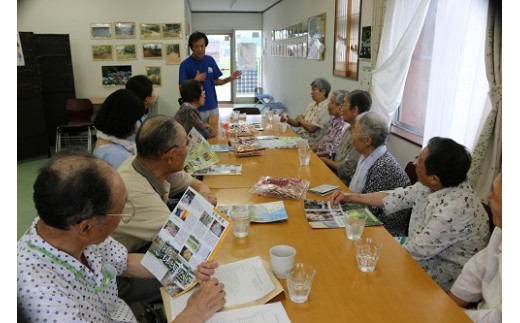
[33,150,119,230]
[135,115,184,161]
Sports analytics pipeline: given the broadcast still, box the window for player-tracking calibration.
[392,0,490,148]
[333,0,361,79]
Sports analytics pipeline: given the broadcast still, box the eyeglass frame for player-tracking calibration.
[412,155,420,165]
[105,200,136,224]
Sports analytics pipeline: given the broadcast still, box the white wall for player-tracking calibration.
[262,0,421,166]
[192,13,262,31]
[18,0,187,116]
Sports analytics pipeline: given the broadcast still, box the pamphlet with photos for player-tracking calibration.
[308,184,340,196]
[192,164,242,176]
[184,128,219,174]
[140,187,232,298]
[217,201,288,223]
[303,199,382,229]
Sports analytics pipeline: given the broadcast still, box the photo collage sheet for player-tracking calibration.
[304,199,382,229]
[184,128,219,175]
[141,187,232,297]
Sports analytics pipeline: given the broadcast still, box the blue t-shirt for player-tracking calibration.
[179,55,223,112]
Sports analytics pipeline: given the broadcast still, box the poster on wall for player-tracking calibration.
[165,43,181,65]
[17,32,25,66]
[359,26,372,59]
[307,13,326,60]
[101,65,132,86]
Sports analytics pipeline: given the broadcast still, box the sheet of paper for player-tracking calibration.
[169,256,277,319]
[207,302,291,323]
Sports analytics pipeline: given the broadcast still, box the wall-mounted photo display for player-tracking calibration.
[101,65,132,86]
[142,43,163,58]
[307,13,326,60]
[114,22,136,39]
[92,45,113,60]
[91,23,112,39]
[359,26,372,59]
[115,44,137,60]
[162,23,182,38]
[140,23,162,39]
[165,43,181,65]
[146,66,161,86]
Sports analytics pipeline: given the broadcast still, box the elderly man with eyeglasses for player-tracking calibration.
[17,150,225,322]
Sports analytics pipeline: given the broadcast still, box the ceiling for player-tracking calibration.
[188,0,283,13]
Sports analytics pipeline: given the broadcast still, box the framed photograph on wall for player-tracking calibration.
[165,43,181,65]
[114,22,136,39]
[145,66,161,86]
[140,23,162,39]
[101,65,132,86]
[162,23,182,38]
[91,23,112,39]
[92,45,113,60]
[359,26,372,59]
[307,13,326,60]
[142,43,163,58]
[115,44,137,60]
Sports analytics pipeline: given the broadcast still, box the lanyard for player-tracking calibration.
[25,240,116,292]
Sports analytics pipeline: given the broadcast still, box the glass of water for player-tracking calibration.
[355,238,383,272]
[230,206,250,238]
[286,263,316,303]
[345,210,367,240]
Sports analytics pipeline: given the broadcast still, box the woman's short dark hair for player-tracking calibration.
[347,90,372,114]
[33,150,115,230]
[125,75,153,102]
[425,137,472,187]
[188,31,208,49]
[94,89,145,138]
[180,80,203,103]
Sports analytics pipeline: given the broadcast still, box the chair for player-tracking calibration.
[482,202,495,236]
[55,99,96,152]
[232,107,261,115]
[404,161,418,185]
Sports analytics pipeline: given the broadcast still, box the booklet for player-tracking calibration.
[184,128,219,174]
[303,199,382,229]
[192,164,242,176]
[140,187,232,298]
[210,144,230,152]
[217,201,288,223]
[308,184,340,196]
[161,256,285,322]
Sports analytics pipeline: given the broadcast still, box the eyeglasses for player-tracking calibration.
[412,155,420,165]
[106,200,135,224]
[163,144,180,154]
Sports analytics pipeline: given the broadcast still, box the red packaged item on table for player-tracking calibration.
[249,176,310,200]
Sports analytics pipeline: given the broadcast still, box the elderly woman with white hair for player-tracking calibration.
[349,111,411,236]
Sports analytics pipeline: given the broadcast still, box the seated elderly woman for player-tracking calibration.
[93,89,145,169]
[280,77,331,146]
[349,111,411,236]
[311,89,348,159]
[175,79,215,139]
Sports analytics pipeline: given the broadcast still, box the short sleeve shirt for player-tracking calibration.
[383,181,490,291]
[114,156,193,252]
[18,218,136,322]
[316,116,348,158]
[94,143,133,169]
[294,99,331,146]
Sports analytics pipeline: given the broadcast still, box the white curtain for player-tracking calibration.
[422,0,490,149]
[369,0,431,123]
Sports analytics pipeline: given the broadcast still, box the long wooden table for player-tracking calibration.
[202,110,471,322]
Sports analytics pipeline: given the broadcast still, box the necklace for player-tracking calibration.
[26,240,116,292]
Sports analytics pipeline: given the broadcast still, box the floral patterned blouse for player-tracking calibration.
[316,116,348,158]
[382,181,490,291]
[294,99,330,146]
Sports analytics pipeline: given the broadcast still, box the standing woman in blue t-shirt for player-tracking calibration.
[179,31,242,123]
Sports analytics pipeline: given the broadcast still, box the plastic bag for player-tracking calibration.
[249,176,310,200]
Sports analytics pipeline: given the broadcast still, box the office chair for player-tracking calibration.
[55,98,96,152]
[404,161,418,185]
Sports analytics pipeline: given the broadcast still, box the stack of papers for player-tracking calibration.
[192,164,242,176]
[308,184,340,196]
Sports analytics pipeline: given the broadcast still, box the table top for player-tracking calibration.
[197,111,471,322]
